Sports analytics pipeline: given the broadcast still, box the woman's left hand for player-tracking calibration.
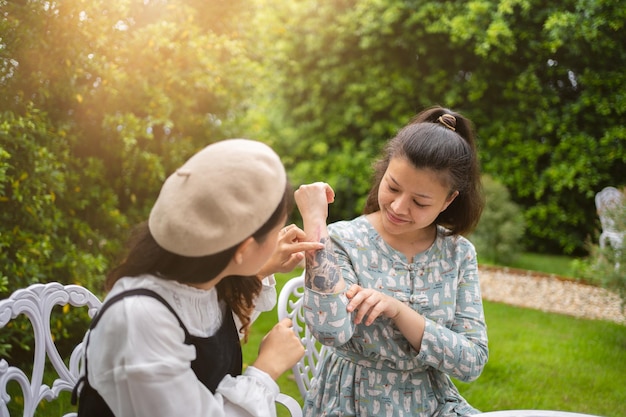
[257,224,324,277]
[346,284,402,326]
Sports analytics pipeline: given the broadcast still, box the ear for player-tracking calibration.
[233,237,256,264]
[441,190,460,212]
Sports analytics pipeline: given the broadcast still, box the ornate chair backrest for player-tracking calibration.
[277,271,328,400]
[0,283,101,417]
[594,186,625,249]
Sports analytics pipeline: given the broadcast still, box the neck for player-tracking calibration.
[368,213,437,262]
[186,274,226,291]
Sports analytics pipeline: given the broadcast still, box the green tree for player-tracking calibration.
[248,0,626,254]
[0,0,259,293]
[0,108,114,295]
[0,0,260,359]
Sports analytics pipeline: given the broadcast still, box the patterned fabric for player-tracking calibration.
[303,216,489,417]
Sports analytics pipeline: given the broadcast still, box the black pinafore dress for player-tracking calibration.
[71,288,242,416]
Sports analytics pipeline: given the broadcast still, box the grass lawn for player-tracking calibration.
[243,265,626,417]
[7,253,623,416]
[457,302,626,417]
[481,252,582,279]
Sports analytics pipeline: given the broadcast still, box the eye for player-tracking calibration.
[387,184,399,193]
[413,200,426,208]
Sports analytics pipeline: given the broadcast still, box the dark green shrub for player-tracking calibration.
[471,175,525,265]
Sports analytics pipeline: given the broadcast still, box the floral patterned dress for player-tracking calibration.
[303,216,489,417]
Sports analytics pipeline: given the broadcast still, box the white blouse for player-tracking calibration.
[83,274,280,417]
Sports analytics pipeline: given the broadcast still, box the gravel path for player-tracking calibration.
[478,266,626,325]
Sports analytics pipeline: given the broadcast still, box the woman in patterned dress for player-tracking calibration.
[294,106,489,417]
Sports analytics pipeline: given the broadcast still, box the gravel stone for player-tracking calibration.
[479,266,626,325]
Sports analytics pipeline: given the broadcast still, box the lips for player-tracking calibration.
[385,208,409,225]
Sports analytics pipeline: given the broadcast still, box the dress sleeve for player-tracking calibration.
[89,297,280,417]
[415,240,489,382]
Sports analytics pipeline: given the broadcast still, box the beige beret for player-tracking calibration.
[148,139,287,257]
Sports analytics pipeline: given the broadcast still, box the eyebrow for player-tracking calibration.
[388,175,433,200]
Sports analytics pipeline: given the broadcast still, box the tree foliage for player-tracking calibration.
[1,0,625,295]
[248,0,626,254]
[0,107,111,294]
[0,0,258,295]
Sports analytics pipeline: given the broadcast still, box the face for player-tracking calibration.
[378,157,458,239]
[235,217,286,277]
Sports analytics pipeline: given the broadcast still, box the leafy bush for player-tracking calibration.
[471,175,525,265]
[249,0,626,255]
[0,109,112,359]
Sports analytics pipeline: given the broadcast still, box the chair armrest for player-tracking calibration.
[275,393,302,417]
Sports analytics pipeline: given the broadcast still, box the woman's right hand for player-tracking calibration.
[252,318,304,380]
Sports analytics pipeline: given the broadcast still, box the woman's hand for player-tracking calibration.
[252,318,305,380]
[347,285,426,350]
[294,182,335,224]
[257,224,324,278]
[346,284,403,326]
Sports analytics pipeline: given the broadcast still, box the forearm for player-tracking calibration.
[294,182,345,293]
[304,237,345,293]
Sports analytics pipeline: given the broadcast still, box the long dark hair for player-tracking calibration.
[105,181,293,340]
[364,106,484,236]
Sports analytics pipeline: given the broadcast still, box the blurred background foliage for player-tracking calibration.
[0,0,624,297]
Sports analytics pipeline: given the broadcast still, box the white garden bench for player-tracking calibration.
[0,282,302,417]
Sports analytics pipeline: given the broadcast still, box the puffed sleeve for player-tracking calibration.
[254,275,278,312]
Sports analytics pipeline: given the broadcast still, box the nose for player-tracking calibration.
[390,193,410,214]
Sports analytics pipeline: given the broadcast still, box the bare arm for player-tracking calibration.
[294,183,346,294]
[304,236,344,292]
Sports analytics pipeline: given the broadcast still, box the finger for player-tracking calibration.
[280,224,296,236]
[288,241,324,253]
[346,284,362,299]
[325,185,335,203]
[347,289,368,312]
[280,252,304,271]
[349,292,378,324]
[364,303,386,326]
[353,303,373,325]
[278,318,293,327]
[289,225,306,238]
[282,226,313,245]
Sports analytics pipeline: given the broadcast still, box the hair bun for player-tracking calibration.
[437,114,456,131]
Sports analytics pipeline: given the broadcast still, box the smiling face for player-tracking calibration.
[377,157,458,242]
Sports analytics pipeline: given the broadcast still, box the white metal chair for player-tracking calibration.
[0,282,301,417]
[0,283,100,417]
[277,271,327,400]
[595,186,625,250]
